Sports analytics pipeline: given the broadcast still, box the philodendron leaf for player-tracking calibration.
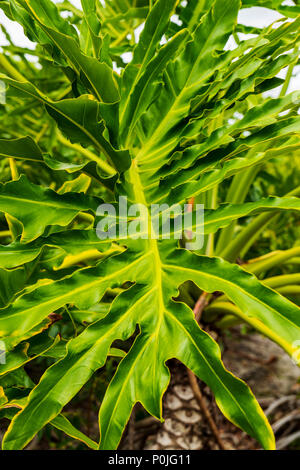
[81,0,102,57]
[119,0,181,142]
[11,0,119,103]
[0,137,43,162]
[2,196,299,269]
[120,28,190,145]
[0,175,100,241]
[135,0,241,164]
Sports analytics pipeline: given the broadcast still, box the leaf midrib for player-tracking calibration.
[7,78,112,162]
[136,2,234,163]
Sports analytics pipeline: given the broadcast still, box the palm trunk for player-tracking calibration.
[143,363,219,450]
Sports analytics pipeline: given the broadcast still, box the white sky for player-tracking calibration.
[0,0,298,94]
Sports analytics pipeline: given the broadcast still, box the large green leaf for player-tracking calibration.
[81,0,102,58]
[0,175,100,241]
[2,196,299,269]
[0,75,131,172]
[11,0,119,103]
[120,28,189,144]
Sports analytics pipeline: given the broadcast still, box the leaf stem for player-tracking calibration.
[9,158,19,181]
[57,133,116,176]
[0,230,11,239]
[65,305,78,337]
[264,273,300,289]
[205,300,294,356]
[280,47,298,97]
[0,54,26,82]
[277,285,300,296]
[206,186,218,256]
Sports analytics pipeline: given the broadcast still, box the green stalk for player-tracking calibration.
[35,123,49,144]
[284,257,300,266]
[0,54,26,82]
[215,315,241,329]
[9,158,19,181]
[264,273,300,289]
[215,162,261,255]
[6,157,21,240]
[111,27,132,48]
[204,301,240,322]
[246,246,300,276]
[240,213,280,260]
[220,185,300,262]
[65,306,78,337]
[205,301,294,355]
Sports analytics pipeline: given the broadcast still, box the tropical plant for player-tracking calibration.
[0,0,300,451]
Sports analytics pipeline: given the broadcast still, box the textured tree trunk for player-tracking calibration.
[143,362,223,450]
